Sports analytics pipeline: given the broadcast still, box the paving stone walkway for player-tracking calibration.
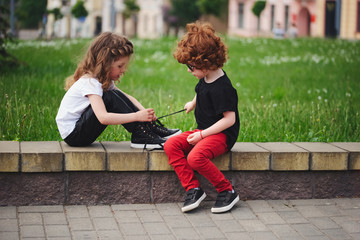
[0,198,359,240]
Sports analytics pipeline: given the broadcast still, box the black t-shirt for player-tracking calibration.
[194,71,240,150]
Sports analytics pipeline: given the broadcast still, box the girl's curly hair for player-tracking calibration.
[173,21,228,70]
[65,32,134,91]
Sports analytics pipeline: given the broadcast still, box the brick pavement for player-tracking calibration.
[0,198,359,240]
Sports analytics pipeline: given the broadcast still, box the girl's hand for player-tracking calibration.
[187,131,202,145]
[136,108,155,122]
[184,101,194,113]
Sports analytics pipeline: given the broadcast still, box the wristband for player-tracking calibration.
[200,131,204,139]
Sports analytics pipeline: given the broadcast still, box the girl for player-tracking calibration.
[56,32,180,149]
[164,22,240,213]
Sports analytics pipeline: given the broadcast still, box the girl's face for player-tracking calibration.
[187,64,208,80]
[109,56,130,80]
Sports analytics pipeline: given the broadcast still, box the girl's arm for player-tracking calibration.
[187,111,236,145]
[184,95,197,113]
[88,94,155,125]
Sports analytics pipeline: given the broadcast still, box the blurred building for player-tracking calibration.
[45,0,360,39]
[46,0,168,39]
[228,0,360,39]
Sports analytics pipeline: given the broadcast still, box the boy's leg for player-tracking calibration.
[187,131,233,193]
[163,130,200,191]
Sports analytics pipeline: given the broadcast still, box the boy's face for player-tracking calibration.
[187,64,208,80]
[110,56,130,80]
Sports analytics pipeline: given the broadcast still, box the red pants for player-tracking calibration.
[164,130,232,193]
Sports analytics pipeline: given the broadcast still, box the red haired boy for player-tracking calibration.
[164,22,240,213]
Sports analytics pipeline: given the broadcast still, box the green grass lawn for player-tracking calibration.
[1,36,359,142]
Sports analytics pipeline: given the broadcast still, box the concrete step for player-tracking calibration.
[0,141,359,206]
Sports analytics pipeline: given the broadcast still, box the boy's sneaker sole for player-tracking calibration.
[211,195,239,213]
[164,129,182,139]
[182,192,207,213]
[130,143,164,149]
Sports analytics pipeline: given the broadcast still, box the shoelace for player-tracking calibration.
[152,120,169,133]
[142,143,164,152]
[157,109,186,120]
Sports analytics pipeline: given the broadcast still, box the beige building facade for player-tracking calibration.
[228,0,360,40]
[45,0,360,40]
[46,0,167,39]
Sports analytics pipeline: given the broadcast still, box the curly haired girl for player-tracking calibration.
[164,22,240,213]
[56,32,180,148]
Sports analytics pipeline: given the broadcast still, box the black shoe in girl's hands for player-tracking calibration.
[148,120,181,139]
[130,123,166,150]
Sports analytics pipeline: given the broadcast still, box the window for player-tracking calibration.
[357,1,360,32]
[285,5,289,31]
[271,5,275,30]
[238,3,244,29]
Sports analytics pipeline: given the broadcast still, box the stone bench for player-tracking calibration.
[0,141,359,206]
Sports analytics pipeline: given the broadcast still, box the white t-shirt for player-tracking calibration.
[55,76,114,139]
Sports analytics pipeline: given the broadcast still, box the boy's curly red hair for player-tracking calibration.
[173,21,228,70]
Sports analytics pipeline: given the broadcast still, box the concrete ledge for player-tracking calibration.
[1,141,359,172]
[0,141,359,206]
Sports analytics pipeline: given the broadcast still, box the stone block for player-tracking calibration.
[149,151,173,171]
[61,142,105,171]
[330,142,360,170]
[67,172,151,204]
[312,171,360,199]
[233,171,313,200]
[148,150,230,171]
[21,141,63,172]
[102,141,148,171]
[213,152,231,171]
[0,173,65,205]
[294,142,348,171]
[152,172,186,203]
[0,141,19,172]
[231,142,270,170]
[256,142,309,171]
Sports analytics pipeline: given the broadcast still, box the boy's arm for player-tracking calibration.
[184,95,197,113]
[187,111,236,145]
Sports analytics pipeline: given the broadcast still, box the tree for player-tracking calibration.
[71,0,88,19]
[47,8,63,21]
[252,0,266,34]
[122,0,140,36]
[15,0,47,29]
[197,0,228,17]
[0,5,19,70]
[170,0,200,27]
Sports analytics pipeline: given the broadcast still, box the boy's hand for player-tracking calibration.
[187,132,202,145]
[184,101,194,113]
[136,108,155,122]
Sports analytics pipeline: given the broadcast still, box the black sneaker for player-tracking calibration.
[148,120,181,139]
[211,189,239,213]
[130,124,166,150]
[182,188,207,213]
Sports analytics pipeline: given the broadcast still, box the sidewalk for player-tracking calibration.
[1,198,359,240]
